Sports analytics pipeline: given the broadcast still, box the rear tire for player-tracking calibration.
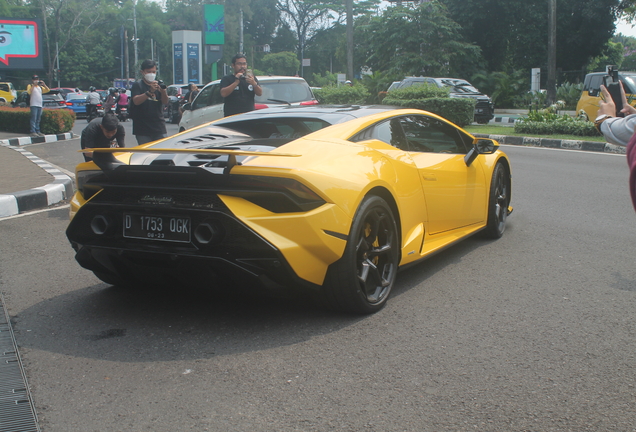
[322,195,399,314]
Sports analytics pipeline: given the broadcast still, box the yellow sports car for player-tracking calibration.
[67,106,513,314]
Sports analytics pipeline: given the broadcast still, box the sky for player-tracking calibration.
[616,19,636,38]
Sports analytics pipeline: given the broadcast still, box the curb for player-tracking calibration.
[0,133,75,218]
[473,133,626,154]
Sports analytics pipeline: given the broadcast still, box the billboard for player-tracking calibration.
[173,43,183,84]
[204,5,224,45]
[187,43,199,84]
[0,18,44,70]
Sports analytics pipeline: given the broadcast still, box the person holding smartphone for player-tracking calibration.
[596,82,636,146]
[130,59,168,145]
[26,75,50,137]
[220,54,262,117]
[597,82,636,211]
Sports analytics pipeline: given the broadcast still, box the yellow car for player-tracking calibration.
[66,106,513,314]
[0,82,17,104]
[576,71,636,120]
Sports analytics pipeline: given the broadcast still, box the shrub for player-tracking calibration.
[388,84,450,100]
[41,109,75,134]
[313,85,370,105]
[515,112,599,137]
[383,96,475,127]
[0,106,75,134]
[556,82,583,110]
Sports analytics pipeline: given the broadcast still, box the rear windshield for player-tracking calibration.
[256,80,314,104]
[218,118,331,139]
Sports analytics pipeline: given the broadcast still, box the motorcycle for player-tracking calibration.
[116,104,128,122]
[86,103,101,122]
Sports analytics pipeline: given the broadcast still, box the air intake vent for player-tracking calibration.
[175,134,229,145]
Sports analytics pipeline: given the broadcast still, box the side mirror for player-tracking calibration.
[464,139,499,167]
[182,102,192,111]
[588,89,599,97]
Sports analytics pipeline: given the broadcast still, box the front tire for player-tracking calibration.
[482,162,510,239]
[322,196,399,314]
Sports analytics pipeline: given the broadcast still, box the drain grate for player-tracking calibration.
[0,293,39,432]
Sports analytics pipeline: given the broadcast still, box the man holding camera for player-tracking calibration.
[26,75,50,137]
[130,59,168,145]
[220,54,262,117]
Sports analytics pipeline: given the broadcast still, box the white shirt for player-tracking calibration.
[30,85,43,107]
[87,91,101,105]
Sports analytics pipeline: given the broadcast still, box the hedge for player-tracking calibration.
[0,106,75,134]
[313,85,370,105]
[514,119,599,137]
[382,97,475,127]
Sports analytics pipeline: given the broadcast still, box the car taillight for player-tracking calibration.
[58,101,65,106]
[254,103,269,110]
[300,100,319,106]
[65,101,73,106]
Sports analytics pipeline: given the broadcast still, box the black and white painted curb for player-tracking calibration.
[0,134,75,218]
[2,132,73,147]
[489,116,517,124]
[473,133,626,154]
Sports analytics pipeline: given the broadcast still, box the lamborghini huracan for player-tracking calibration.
[66,105,513,314]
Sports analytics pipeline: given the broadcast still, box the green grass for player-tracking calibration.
[463,124,606,142]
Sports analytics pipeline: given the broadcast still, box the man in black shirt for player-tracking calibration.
[130,59,169,145]
[220,54,262,117]
[80,114,125,162]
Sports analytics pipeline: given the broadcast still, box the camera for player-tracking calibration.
[239,74,246,80]
[603,65,624,117]
[157,80,166,90]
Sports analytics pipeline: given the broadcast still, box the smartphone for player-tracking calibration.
[604,66,624,117]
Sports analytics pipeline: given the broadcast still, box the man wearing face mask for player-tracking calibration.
[130,59,169,145]
[220,54,262,117]
[26,75,50,137]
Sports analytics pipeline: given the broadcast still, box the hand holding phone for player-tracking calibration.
[603,76,624,117]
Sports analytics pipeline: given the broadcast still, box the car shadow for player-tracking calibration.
[13,228,507,364]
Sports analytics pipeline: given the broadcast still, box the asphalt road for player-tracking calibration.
[1,145,636,431]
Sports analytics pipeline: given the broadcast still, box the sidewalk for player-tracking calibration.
[0,131,75,218]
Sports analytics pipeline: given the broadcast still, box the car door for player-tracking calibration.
[398,115,487,234]
[186,83,224,129]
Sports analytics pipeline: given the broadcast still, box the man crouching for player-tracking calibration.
[80,113,125,162]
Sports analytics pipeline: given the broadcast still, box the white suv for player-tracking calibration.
[178,76,318,131]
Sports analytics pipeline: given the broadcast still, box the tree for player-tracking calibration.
[259,51,300,75]
[276,0,341,74]
[355,2,482,79]
[441,0,621,73]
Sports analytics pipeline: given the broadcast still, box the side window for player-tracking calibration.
[192,86,212,110]
[589,75,603,92]
[210,84,223,106]
[399,115,468,154]
[192,85,222,110]
[350,118,408,150]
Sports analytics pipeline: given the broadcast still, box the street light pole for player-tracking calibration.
[133,0,139,72]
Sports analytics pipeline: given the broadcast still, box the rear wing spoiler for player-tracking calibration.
[81,147,300,173]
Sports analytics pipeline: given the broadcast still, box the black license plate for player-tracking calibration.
[123,214,191,242]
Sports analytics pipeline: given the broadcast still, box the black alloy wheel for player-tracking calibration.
[482,162,510,239]
[323,195,399,314]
